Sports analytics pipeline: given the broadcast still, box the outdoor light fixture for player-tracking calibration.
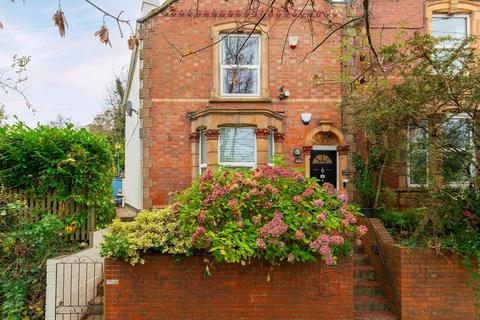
[279,86,290,101]
[300,113,312,125]
[124,101,138,117]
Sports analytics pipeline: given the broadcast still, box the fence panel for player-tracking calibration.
[8,189,96,242]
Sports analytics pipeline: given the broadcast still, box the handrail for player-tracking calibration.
[364,216,400,304]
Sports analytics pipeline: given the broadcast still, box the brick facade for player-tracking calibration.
[137,0,351,208]
[104,255,354,319]
[361,218,479,320]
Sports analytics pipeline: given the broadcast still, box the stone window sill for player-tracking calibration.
[209,96,272,103]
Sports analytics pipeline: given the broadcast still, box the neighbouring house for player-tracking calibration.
[123,0,480,211]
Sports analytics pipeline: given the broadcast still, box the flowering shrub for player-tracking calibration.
[102,166,366,267]
[174,166,366,266]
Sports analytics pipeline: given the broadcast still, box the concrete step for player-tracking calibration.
[354,311,398,320]
[354,280,384,296]
[354,295,391,312]
[354,265,376,281]
[353,253,370,266]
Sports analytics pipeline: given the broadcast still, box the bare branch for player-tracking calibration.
[301,16,363,63]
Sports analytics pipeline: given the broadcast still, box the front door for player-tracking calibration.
[310,149,337,188]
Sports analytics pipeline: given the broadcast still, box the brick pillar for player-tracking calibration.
[255,129,271,166]
[337,145,350,194]
[205,129,220,169]
[303,146,312,177]
[190,132,200,179]
[274,132,285,154]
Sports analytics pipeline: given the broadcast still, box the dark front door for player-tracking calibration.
[310,150,337,188]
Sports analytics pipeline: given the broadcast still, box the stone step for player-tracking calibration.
[353,253,370,266]
[354,280,384,296]
[354,295,391,312]
[354,311,398,320]
[354,265,376,281]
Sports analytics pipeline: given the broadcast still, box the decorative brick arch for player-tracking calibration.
[304,122,349,194]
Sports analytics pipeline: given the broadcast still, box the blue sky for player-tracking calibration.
[0,0,140,126]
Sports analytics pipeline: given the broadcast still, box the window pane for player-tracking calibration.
[409,151,428,185]
[200,131,207,165]
[408,126,428,185]
[221,35,259,65]
[222,68,258,95]
[219,128,255,163]
[441,151,470,183]
[443,117,470,150]
[267,133,274,164]
[432,16,467,40]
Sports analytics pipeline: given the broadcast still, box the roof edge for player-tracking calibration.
[137,0,179,23]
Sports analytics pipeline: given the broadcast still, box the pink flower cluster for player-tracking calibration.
[293,195,302,203]
[357,225,368,236]
[259,212,288,238]
[314,199,324,207]
[337,193,348,203]
[323,182,337,196]
[301,188,314,197]
[309,233,344,265]
[200,169,214,182]
[196,211,206,224]
[263,184,279,194]
[202,185,230,206]
[316,212,327,222]
[256,238,266,249]
[340,206,357,226]
[294,230,305,240]
[192,226,205,244]
[254,166,304,182]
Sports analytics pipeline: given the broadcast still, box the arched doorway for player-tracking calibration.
[304,122,349,193]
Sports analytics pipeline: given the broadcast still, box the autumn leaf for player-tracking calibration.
[52,9,68,37]
[94,25,112,47]
[169,5,178,13]
[127,35,138,50]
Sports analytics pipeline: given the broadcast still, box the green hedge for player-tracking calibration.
[0,123,115,226]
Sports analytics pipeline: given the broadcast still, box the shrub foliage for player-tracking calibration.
[0,123,115,226]
[0,190,77,319]
[102,166,366,268]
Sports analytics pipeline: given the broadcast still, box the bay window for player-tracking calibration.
[199,130,207,175]
[219,127,256,168]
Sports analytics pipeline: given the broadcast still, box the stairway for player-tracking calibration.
[81,280,104,320]
[353,245,398,320]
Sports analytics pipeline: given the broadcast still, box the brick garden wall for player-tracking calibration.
[104,255,354,319]
[361,218,479,320]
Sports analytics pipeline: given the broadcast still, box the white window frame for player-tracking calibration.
[199,131,207,175]
[442,113,475,187]
[267,132,275,167]
[218,127,257,168]
[407,124,429,188]
[220,34,261,97]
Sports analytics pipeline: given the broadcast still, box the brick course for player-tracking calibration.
[104,255,354,319]
[361,218,479,320]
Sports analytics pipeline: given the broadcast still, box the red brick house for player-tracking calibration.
[123,0,480,210]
